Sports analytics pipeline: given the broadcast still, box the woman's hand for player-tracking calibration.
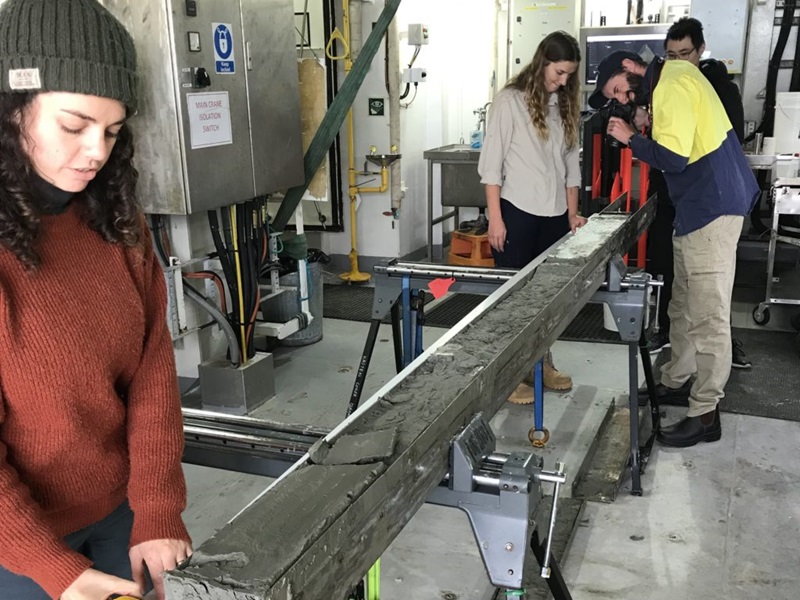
[487,217,507,252]
[568,214,587,233]
[60,568,140,600]
[130,539,193,600]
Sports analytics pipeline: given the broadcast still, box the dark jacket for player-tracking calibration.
[650,58,744,205]
[700,59,744,143]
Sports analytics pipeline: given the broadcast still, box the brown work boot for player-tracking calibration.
[543,351,572,392]
[507,383,534,405]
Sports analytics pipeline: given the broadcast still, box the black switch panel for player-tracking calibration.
[194,67,211,88]
[186,0,197,17]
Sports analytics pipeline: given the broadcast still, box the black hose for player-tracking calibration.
[219,206,241,352]
[150,215,240,367]
[207,209,236,313]
[755,0,796,138]
[239,201,255,359]
[184,284,241,368]
[791,13,800,92]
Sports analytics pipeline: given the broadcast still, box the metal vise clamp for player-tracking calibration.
[427,413,567,590]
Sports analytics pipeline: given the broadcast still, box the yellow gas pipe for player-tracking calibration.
[326,0,394,283]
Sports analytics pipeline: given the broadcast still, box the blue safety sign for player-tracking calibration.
[213,23,235,74]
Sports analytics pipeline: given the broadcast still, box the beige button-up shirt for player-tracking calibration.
[478,88,580,216]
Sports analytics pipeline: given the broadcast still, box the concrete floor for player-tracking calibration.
[181,276,800,600]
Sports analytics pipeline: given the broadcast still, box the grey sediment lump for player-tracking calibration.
[164,205,655,599]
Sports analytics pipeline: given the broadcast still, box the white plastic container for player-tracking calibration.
[775,92,800,155]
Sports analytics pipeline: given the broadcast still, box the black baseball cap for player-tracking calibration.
[588,50,643,109]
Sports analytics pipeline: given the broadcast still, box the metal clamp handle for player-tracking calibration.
[536,461,566,578]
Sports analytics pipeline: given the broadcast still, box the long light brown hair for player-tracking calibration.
[507,31,581,149]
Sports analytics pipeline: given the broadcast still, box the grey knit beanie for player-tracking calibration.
[0,0,138,111]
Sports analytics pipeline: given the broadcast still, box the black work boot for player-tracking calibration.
[637,379,692,407]
[656,406,721,448]
[731,338,752,369]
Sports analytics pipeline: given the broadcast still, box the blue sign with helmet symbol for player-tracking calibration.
[213,23,235,74]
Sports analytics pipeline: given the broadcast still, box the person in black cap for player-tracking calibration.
[592,43,759,448]
[0,1,192,599]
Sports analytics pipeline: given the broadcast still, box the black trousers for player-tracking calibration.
[648,200,676,332]
[492,198,570,269]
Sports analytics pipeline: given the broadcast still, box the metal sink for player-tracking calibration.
[423,144,482,162]
[366,153,401,168]
[424,144,485,208]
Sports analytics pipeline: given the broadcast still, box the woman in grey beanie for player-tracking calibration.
[0,1,192,599]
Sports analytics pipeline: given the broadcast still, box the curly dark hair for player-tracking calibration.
[0,92,144,270]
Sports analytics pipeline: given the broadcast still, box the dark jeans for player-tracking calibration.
[492,198,570,269]
[0,501,134,599]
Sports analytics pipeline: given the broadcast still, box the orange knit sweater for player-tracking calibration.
[0,203,189,598]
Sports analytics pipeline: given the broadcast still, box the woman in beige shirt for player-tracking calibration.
[478,30,585,398]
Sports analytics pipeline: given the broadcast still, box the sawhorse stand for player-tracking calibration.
[589,256,662,495]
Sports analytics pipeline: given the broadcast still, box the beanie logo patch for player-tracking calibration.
[9,69,42,91]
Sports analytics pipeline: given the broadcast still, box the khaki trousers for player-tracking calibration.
[660,215,743,417]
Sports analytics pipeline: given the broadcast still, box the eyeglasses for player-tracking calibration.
[666,48,697,60]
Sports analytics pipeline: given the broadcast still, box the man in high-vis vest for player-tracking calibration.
[589,50,759,448]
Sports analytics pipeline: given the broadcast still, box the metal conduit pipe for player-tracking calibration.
[184,284,241,367]
[348,0,362,60]
[387,5,403,211]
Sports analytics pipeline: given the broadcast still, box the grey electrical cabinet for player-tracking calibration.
[508,0,579,78]
[102,0,304,214]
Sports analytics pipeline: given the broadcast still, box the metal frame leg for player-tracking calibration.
[628,341,643,496]
[402,276,412,367]
[638,333,661,433]
[390,302,403,373]
[414,292,426,360]
[347,319,383,417]
[529,529,573,600]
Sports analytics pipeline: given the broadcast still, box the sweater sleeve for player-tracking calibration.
[0,399,92,599]
[125,238,191,547]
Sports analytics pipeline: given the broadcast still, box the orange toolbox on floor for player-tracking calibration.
[447,231,495,267]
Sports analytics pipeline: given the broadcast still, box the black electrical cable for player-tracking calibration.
[243,201,258,360]
[250,199,262,356]
[791,15,800,92]
[207,209,236,312]
[150,215,240,367]
[150,215,169,266]
[220,206,241,345]
[752,0,796,139]
[241,200,257,359]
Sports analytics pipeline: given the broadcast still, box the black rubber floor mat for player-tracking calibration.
[425,294,485,328]
[322,284,384,322]
[653,327,800,422]
[322,284,433,323]
[559,303,627,344]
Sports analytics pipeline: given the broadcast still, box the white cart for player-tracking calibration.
[753,177,800,325]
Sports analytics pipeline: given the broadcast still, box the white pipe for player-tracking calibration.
[349,0,362,60]
[387,5,403,211]
[294,202,314,326]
